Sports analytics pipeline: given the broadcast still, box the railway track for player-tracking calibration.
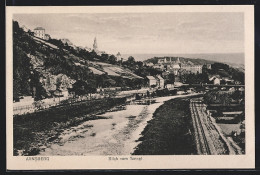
[190,100,211,155]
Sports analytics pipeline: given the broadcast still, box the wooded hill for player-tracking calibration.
[13,21,153,100]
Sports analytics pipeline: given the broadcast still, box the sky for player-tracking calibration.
[13,13,244,55]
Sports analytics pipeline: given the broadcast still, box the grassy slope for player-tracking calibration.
[133,97,196,155]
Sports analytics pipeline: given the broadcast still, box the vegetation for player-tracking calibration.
[204,90,245,106]
[133,97,197,155]
[206,63,245,84]
[13,20,165,100]
[13,21,47,101]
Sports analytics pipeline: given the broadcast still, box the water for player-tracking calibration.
[40,94,198,156]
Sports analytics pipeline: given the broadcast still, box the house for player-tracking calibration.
[146,76,157,87]
[206,64,212,69]
[156,75,164,88]
[239,87,245,91]
[153,64,164,70]
[213,77,221,85]
[34,27,50,40]
[229,87,236,92]
[34,27,45,39]
[209,76,221,85]
[145,62,154,67]
[45,34,50,40]
[235,81,241,85]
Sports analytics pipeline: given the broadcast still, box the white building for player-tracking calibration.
[213,77,221,85]
[146,76,157,87]
[156,75,164,88]
[172,64,180,75]
[34,27,45,39]
[34,27,50,40]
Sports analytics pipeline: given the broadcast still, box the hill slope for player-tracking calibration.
[13,21,143,100]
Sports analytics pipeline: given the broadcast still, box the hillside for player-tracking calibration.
[13,21,144,100]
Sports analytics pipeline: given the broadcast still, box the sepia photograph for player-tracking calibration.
[6,5,255,169]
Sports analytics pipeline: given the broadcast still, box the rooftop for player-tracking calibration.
[34,27,45,30]
[146,76,156,80]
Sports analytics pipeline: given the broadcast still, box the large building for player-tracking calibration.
[146,76,157,87]
[34,27,45,39]
[34,27,50,40]
[155,57,203,75]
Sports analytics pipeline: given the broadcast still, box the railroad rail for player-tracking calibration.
[190,99,211,155]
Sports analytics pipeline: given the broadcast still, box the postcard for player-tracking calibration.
[6,5,255,170]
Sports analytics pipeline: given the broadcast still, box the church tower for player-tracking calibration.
[116,52,121,61]
[93,37,98,51]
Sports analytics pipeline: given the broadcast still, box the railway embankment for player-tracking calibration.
[133,97,198,155]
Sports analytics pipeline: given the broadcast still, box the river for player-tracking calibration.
[40,94,198,156]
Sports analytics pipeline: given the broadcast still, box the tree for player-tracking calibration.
[100,53,109,62]
[72,80,88,96]
[108,55,117,64]
[30,70,46,101]
[219,93,232,106]
[167,73,175,85]
[72,80,96,97]
[128,56,135,63]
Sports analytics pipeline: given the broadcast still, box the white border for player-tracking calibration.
[6,5,255,170]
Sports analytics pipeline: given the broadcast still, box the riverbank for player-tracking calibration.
[39,94,200,156]
[133,97,198,155]
[13,97,125,156]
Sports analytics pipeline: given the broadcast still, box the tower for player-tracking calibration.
[176,57,180,63]
[116,52,121,61]
[93,37,98,51]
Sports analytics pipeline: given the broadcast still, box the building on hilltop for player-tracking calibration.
[34,27,50,40]
[181,65,203,74]
[45,34,50,40]
[34,27,45,39]
[154,57,203,75]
